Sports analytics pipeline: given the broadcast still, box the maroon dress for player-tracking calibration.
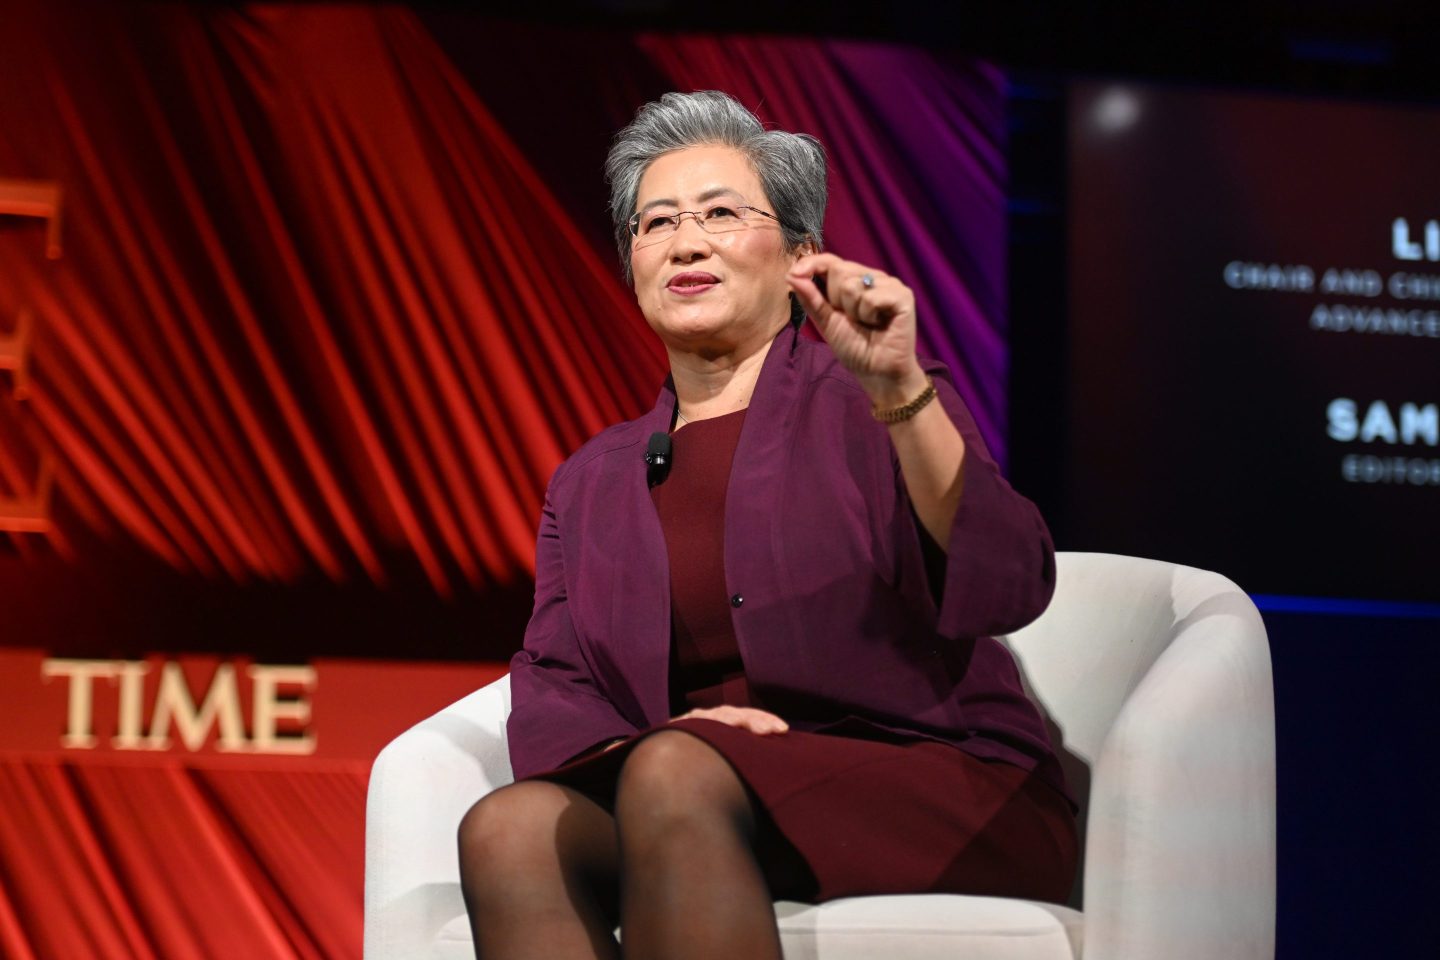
[530,409,1077,904]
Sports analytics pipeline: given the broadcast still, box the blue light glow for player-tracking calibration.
[1250,594,1440,619]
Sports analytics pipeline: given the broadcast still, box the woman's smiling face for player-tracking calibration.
[630,144,802,355]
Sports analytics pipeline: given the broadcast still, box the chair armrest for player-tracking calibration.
[1082,575,1276,960]
[364,675,513,959]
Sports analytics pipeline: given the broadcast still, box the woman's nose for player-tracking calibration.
[669,219,713,260]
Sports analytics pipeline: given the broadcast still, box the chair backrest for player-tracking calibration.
[1001,553,1218,766]
[999,551,1260,906]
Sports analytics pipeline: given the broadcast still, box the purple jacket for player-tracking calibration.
[508,324,1063,795]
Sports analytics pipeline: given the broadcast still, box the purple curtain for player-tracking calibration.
[637,35,1011,464]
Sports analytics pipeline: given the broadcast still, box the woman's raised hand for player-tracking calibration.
[787,253,927,407]
[675,705,789,735]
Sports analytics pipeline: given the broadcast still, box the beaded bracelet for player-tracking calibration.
[871,375,937,423]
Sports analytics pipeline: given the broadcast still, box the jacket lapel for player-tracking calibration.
[724,325,804,673]
[623,377,681,726]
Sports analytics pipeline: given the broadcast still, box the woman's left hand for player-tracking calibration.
[674,705,789,736]
[790,252,967,548]
[787,253,928,407]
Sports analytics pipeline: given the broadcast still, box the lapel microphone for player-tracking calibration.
[645,432,672,486]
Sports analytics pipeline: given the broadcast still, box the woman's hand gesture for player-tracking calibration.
[674,705,789,736]
[790,252,968,548]
[787,253,927,407]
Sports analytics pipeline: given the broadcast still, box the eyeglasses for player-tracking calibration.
[627,202,781,249]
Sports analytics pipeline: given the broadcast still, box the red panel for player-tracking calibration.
[0,648,506,959]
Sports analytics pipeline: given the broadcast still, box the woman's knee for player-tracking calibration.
[615,730,751,831]
[458,781,575,868]
[459,782,622,944]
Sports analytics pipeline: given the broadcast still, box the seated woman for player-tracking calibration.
[458,90,1075,960]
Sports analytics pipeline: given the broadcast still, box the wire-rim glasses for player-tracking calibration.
[628,202,781,249]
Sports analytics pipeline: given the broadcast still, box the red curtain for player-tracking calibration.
[0,1,666,598]
[0,759,367,959]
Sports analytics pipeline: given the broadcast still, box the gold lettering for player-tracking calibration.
[0,306,34,400]
[0,177,64,259]
[41,659,118,748]
[43,657,320,755]
[112,661,154,749]
[247,665,317,755]
[146,662,247,752]
[0,453,53,534]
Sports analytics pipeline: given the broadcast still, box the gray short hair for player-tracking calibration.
[605,90,827,286]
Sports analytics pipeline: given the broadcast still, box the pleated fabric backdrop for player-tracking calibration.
[0,3,1009,956]
[0,2,666,597]
[637,34,1011,449]
[0,760,366,959]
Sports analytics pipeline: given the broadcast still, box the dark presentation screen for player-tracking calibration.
[1065,83,1439,602]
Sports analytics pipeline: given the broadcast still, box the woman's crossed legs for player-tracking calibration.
[458,729,805,960]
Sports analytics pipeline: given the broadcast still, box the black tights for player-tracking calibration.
[458,730,806,960]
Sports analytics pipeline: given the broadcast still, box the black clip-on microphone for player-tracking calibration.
[645,432,672,486]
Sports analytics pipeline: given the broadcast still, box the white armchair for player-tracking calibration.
[365,552,1276,959]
